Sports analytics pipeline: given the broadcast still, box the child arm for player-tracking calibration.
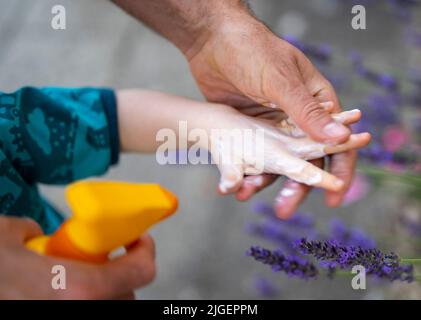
[116,89,370,192]
[116,89,228,152]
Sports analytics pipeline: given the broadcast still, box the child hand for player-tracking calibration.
[201,106,370,194]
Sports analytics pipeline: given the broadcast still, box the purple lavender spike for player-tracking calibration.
[296,238,414,282]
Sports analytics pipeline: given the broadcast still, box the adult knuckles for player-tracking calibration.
[0,216,40,231]
[298,99,329,127]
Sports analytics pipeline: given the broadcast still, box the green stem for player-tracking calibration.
[400,258,421,265]
[329,271,421,282]
[358,165,421,187]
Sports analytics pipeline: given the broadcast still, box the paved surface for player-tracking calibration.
[0,0,419,299]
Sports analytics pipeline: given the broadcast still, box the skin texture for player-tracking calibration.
[112,0,358,217]
[0,217,155,299]
[117,89,370,200]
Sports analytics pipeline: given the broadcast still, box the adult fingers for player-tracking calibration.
[274,179,311,220]
[267,154,344,191]
[266,50,349,144]
[0,216,43,243]
[332,109,361,125]
[273,158,324,219]
[272,79,350,144]
[325,150,358,207]
[100,234,156,298]
[324,133,371,155]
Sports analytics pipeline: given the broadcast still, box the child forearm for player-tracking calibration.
[116,89,222,153]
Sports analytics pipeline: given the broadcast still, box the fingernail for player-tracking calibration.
[320,101,334,110]
[323,122,349,140]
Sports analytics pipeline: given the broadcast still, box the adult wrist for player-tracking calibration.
[183,1,258,60]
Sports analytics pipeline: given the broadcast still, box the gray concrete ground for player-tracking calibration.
[0,0,419,299]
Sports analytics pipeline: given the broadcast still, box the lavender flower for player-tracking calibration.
[246,222,296,252]
[296,238,414,282]
[350,52,400,91]
[328,218,376,249]
[358,143,394,164]
[246,246,318,279]
[246,220,320,254]
[249,201,319,253]
[387,0,420,21]
[365,94,400,125]
[399,214,421,237]
[252,201,315,229]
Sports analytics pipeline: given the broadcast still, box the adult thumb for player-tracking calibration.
[276,83,350,144]
[0,216,43,243]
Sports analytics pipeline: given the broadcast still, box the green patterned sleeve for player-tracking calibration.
[0,87,120,185]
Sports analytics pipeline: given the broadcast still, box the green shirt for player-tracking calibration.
[0,87,119,234]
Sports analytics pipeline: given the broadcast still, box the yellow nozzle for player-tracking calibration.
[26,181,178,263]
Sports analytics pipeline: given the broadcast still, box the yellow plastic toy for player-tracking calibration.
[26,180,178,263]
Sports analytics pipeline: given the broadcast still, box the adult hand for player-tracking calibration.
[112,0,359,217]
[186,15,355,218]
[0,216,155,299]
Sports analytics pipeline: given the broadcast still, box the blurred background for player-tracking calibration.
[0,0,419,299]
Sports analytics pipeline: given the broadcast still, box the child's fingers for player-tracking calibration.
[325,150,357,208]
[298,161,344,191]
[331,109,361,125]
[217,163,244,194]
[324,132,371,154]
[267,155,344,191]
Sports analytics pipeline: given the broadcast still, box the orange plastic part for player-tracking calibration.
[25,181,178,263]
[45,222,108,263]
